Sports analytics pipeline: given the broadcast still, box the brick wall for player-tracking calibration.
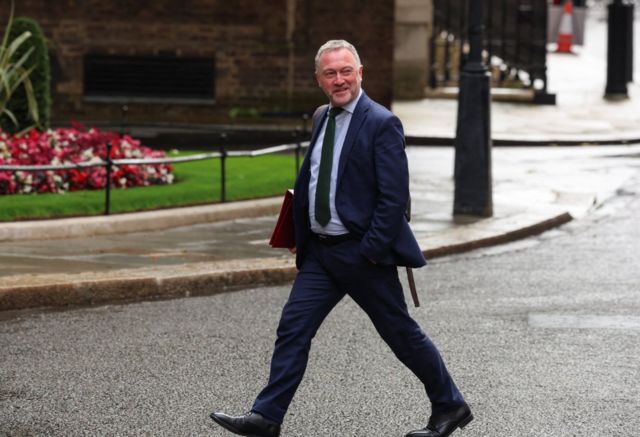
[1,0,395,126]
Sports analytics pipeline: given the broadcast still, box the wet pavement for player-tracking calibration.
[0,216,284,276]
[1,145,639,282]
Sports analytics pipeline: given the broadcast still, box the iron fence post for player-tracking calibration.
[294,127,302,176]
[533,2,556,104]
[444,0,452,82]
[296,113,309,177]
[120,104,128,136]
[104,142,113,215]
[301,112,309,136]
[219,133,227,203]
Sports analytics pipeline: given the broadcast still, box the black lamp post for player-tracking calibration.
[605,0,634,100]
[453,0,493,217]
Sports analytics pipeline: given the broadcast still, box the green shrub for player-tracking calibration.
[0,16,50,133]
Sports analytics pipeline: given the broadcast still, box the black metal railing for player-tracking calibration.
[430,0,555,103]
[0,137,308,215]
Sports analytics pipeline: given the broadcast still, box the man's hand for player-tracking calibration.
[289,247,297,254]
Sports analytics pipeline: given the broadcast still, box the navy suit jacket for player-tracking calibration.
[293,92,427,269]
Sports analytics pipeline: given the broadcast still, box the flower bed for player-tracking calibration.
[0,123,174,195]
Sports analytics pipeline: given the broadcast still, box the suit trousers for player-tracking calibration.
[251,237,465,424]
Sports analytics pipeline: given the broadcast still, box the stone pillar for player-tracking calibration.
[393,0,432,100]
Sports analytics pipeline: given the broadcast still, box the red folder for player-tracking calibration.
[269,189,295,248]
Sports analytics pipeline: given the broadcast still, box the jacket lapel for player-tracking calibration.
[337,93,370,183]
[307,105,329,158]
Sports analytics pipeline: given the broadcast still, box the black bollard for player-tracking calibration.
[453,0,493,217]
[625,1,634,83]
[605,0,634,100]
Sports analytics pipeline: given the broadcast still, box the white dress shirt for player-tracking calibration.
[308,89,363,235]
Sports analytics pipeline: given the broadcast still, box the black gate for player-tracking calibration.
[430,0,555,104]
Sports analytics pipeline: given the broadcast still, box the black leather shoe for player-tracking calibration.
[405,403,473,437]
[210,411,280,437]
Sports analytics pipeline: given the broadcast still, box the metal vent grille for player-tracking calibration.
[84,55,214,99]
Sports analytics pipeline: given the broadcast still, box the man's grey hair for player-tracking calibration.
[314,39,361,72]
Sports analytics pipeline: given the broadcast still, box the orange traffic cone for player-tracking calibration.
[556,0,574,53]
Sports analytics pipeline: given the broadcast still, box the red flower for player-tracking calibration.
[0,126,174,195]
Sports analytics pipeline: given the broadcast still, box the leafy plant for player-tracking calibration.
[0,0,39,133]
[0,16,50,132]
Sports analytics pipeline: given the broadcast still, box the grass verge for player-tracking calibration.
[0,152,298,221]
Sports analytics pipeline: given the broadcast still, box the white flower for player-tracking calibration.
[81,148,94,160]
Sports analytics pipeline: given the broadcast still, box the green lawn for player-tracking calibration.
[0,153,299,221]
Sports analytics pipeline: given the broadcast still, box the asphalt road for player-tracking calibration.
[1,175,639,436]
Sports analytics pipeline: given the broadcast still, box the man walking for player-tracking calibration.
[211,40,472,437]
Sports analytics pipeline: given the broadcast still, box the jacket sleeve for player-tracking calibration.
[359,115,410,263]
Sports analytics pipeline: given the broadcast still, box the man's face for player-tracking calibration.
[315,48,363,107]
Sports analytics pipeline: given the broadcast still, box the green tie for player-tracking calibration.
[315,107,343,226]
